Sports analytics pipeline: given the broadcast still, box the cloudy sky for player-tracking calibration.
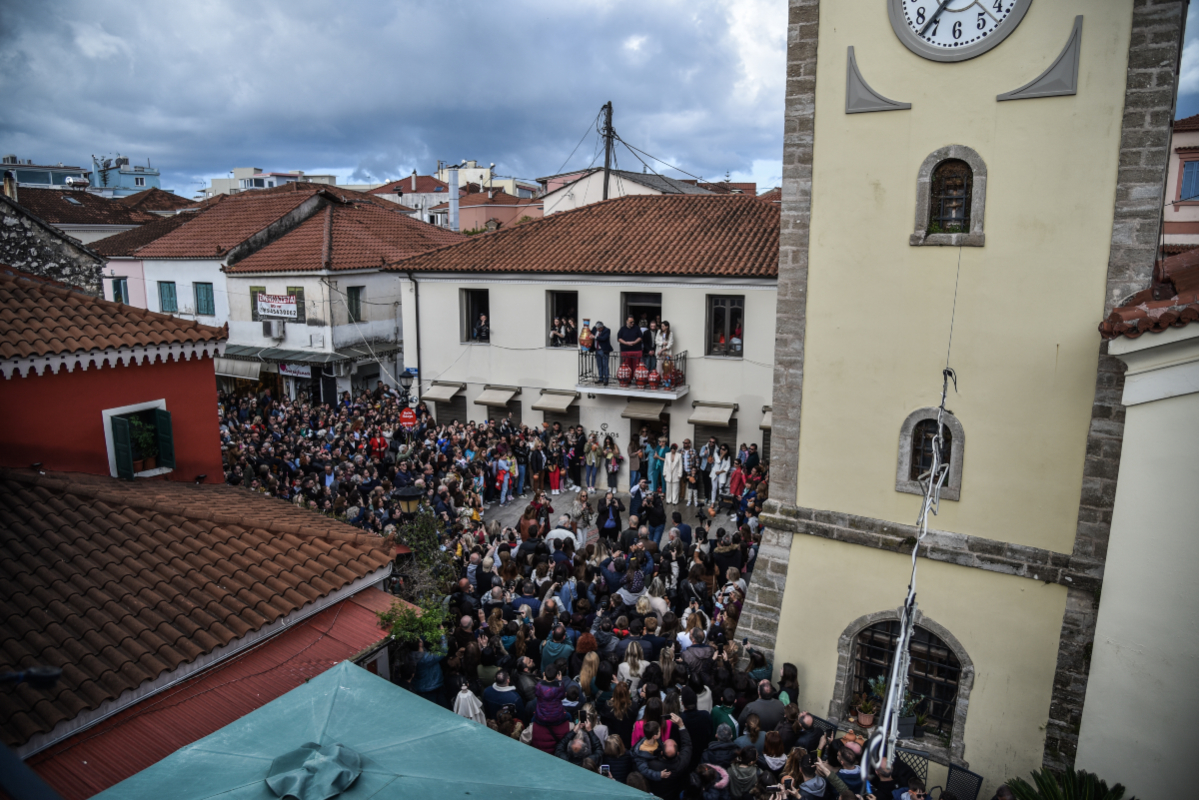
[2,2,1197,199]
[0,0,788,198]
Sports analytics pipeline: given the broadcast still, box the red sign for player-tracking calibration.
[399,408,417,429]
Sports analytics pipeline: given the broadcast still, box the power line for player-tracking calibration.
[553,110,604,176]
[615,136,708,184]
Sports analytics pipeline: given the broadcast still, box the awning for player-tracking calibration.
[220,342,400,365]
[760,409,773,430]
[532,391,578,413]
[688,402,736,426]
[621,400,666,421]
[213,357,261,381]
[422,382,464,403]
[474,387,518,407]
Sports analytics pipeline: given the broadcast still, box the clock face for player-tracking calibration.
[888,0,1032,62]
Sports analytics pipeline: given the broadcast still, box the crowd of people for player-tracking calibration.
[219,383,975,799]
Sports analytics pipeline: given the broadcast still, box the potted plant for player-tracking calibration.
[855,696,877,728]
[129,417,159,471]
[897,692,923,739]
[912,711,928,739]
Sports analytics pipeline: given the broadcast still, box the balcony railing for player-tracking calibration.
[578,350,688,393]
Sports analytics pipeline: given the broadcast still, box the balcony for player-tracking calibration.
[577,350,689,400]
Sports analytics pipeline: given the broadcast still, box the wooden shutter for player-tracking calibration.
[287,286,306,323]
[112,416,135,480]
[250,286,265,322]
[155,408,176,470]
[1184,162,1199,203]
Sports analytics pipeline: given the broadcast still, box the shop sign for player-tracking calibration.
[257,293,297,319]
[399,408,417,429]
[278,363,312,379]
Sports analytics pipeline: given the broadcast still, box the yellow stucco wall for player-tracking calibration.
[776,535,1068,794]
[796,1,1134,552]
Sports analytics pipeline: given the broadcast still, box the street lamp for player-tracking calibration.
[398,370,414,394]
[394,484,423,517]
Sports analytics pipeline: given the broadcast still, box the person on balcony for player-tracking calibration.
[473,313,490,342]
[655,320,674,373]
[617,316,643,371]
[593,321,612,385]
[643,320,659,371]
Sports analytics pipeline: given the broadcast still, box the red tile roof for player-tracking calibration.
[115,187,195,213]
[387,194,779,278]
[0,270,226,363]
[29,589,401,800]
[88,211,199,257]
[428,190,542,211]
[0,469,393,749]
[369,175,453,195]
[1099,250,1199,338]
[757,187,782,204]
[680,180,758,195]
[1174,113,1199,132]
[225,198,464,273]
[13,188,156,227]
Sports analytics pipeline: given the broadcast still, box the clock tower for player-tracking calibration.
[746,0,1186,791]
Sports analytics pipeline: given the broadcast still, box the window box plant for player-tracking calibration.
[129,416,159,471]
[855,695,877,728]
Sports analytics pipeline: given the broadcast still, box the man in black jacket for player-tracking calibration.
[632,715,693,800]
[680,687,714,771]
[554,720,603,766]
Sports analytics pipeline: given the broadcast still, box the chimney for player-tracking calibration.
[411,170,417,192]
[2,170,17,203]
[448,164,460,232]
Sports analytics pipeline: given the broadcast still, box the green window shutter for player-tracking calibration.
[250,285,265,322]
[288,286,306,323]
[195,283,215,316]
[158,282,177,313]
[155,409,176,470]
[112,416,135,480]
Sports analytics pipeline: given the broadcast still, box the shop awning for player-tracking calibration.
[220,343,400,365]
[213,357,261,381]
[532,391,578,413]
[474,386,519,407]
[621,400,666,421]
[421,382,464,403]
[688,402,736,426]
[760,409,773,430]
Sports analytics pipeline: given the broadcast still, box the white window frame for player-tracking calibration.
[102,398,171,478]
[134,176,146,187]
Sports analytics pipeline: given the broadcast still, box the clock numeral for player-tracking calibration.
[916,6,925,25]
[993,0,1003,12]
[930,19,939,36]
[952,20,962,39]
[977,10,986,29]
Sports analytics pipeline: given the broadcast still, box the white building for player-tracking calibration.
[1163,113,1199,250]
[435,160,537,199]
[538,168,711,216]
[388,193,778,490]
[1077,251,1199,800]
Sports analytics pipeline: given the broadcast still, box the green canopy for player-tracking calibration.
[96,661,648,799]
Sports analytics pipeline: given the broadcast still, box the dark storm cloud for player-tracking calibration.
[0,0,786,196]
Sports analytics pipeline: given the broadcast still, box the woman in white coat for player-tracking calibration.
[712,444,732,496]
[663,443,684,504]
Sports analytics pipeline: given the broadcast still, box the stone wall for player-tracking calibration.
[1042,0,1187,771]
[0,196,104,295]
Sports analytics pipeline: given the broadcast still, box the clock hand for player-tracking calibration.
[920,0,955,36]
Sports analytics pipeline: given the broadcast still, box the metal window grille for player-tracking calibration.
[929,160,972,233]
[852,621,961,736]
[910,419,952,482]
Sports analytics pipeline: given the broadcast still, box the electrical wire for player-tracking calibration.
[553,109,604,177]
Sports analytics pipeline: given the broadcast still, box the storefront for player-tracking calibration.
[218,343,402,405]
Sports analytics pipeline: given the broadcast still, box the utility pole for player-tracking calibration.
[601,101,614,201]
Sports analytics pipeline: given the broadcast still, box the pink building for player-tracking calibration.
[430,190,543,232]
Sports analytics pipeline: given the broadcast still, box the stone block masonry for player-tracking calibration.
[0,196,104,295]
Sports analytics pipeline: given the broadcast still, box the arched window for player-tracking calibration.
[910,145,987,247]
[910,419,952,482]
[830,609,974,763]
[853,621,962,737]
[897,409,964,501]
[928,160,972,235]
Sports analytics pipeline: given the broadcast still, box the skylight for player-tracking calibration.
[61,196,82,205]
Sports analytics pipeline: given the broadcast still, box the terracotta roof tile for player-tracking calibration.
[368,175,454,195]
[0,269,226,362]
[114,188,195,213]
[1099,250,1199,338]
[757,187,782,204]
[428,190,542,211]
[1173,113,1199,132]
[12,189,156,227]
[226,199,464,273]
[387,194,779,278]
[0,469,392,748]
